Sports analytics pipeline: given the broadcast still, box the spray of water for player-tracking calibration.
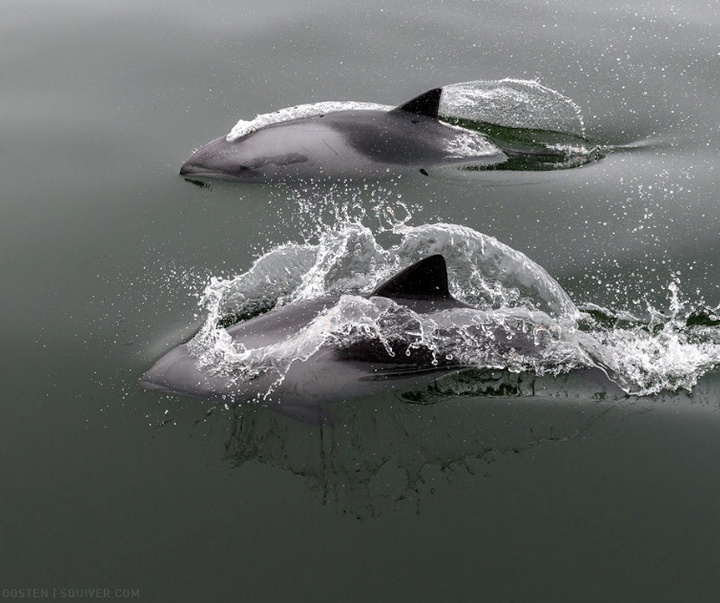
[185,204,720,399]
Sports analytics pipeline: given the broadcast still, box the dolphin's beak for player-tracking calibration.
[179,136,236,178]
[178,159,197,176]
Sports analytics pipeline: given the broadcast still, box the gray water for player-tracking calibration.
[3,1,720,601]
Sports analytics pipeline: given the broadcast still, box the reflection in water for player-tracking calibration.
[220,369,625,518]
[217,367,720,518]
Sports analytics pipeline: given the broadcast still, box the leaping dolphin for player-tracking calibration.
[140,255,541,423]
[179,89,507,183]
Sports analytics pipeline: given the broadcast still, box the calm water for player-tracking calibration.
[3,0,720,601]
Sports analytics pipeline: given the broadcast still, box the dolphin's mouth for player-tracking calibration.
[179,136,235,179]
[178,137,267,184]
[179,162,206,177]
[178,165,253,184]
[178,162,221,186]
[178,161,221,179]
[179,159,247,183]
[137,371,179,395]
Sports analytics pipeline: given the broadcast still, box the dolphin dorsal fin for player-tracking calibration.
[390,88,442,119]
[371,255,451,300]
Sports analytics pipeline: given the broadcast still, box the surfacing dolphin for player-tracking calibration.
[179,89,507,183]
[140,255,542,424]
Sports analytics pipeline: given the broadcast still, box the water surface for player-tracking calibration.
[2,1,720,601]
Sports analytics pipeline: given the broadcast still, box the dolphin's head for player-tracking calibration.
[180,136,256,182]
[180,133,309,183]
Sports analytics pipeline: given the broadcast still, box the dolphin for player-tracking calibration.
[140,255,543,423]
[179,89,507,183]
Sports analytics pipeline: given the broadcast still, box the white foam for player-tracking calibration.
[226,101,391,141]
[440,78,586,136]
[584,284,720,395]
[442,124,501,159]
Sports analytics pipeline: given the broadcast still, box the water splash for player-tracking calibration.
[578,284,720,395]
[440,79,586,136]
[185,219,720,398]
[439,79,600,170]
[227,101,390,141]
